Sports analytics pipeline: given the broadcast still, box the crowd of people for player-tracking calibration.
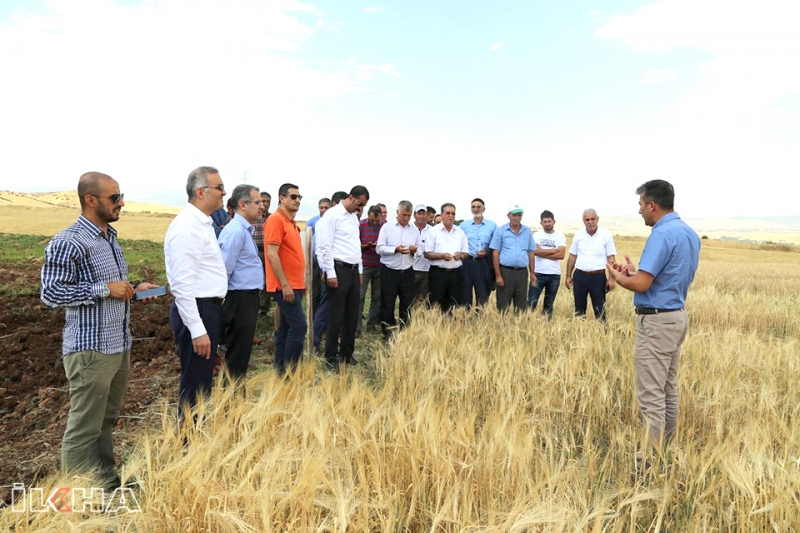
[40,168,700,486]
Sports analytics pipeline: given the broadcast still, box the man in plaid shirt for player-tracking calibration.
[41,172,159,487]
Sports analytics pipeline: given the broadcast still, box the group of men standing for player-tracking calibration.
[41,168,699,485]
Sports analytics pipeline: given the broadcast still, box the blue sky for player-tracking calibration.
[1,0,798,221]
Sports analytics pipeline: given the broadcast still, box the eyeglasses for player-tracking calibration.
[202,184,225,192]
[354,199,366,207]
[285,193,303,201]
[91,193,124,205]
[244,200,264,205]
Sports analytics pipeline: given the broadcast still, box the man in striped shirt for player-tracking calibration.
[41,172,159,487]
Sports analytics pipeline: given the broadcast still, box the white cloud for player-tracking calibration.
[490,42,503,51]
[364,7,385,14]
[642,69,676,84]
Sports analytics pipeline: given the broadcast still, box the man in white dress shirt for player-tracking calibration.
[424,203,469,312]
[165,166,229,418]
[315,185,370,368]
[376,200,422,340]
[565,208,617,321]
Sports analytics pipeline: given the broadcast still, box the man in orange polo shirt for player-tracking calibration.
[264,183,307,376]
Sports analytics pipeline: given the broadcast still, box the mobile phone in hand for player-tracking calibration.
[134,286,167,300]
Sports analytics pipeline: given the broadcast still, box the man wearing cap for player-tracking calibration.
[607,180,700,453]
[424,203,469,312]
[460,198,497,309]
[490,204,535,312]
[528,210,566,318]
[376,200,422,340]
[412,203,431,303]
[565,209,617,321]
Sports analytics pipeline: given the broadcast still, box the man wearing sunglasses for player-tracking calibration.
[315,185,370,369]
[165,167,228,420]
[41,172,160,488]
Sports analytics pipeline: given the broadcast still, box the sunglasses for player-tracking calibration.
[355,199,366,207]
[285,193,302,201]
[91,193,124,205]
[202,184,225,192]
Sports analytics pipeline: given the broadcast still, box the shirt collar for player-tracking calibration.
[231,213,255,233]
[76,215,117,240]
[653,211,679,229]
[185,202,213,225]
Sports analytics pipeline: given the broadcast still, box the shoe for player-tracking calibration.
[323,359,339,373]
[344,354,358,366]
[252,336,262,345]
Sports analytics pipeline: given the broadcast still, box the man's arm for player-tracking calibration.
[218,225,244,279]
[534,245,566,259]
[492,249,504,287]
[315,214,337,283]
[606,254,617,290]
[41,238,132,308]
[376,223,397,255]
[608,255,653,293]
[565,253,577,289]
[267,243,296,303]
[528,250,536,286]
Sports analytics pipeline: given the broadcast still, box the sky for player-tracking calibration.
[1,0,798,221]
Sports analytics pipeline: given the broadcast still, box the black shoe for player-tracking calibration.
[323,359,339,373]
[344,354,358,366]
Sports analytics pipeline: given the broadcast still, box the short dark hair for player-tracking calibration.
[376,203,386,209]
[331,191,348,205]
[350,185,370,200]
[636,180,674,210]
[471,198,485,206]
[278,183,299,197]
[540,210,555,220]
[441,202,455,213]
[226,197,236,210]
[231,184,258,209]
[260,191,271,199]
[426,206,436,215]
[368,205,382,217]
[319,197,331,206]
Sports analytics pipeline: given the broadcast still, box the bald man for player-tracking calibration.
[41,172,159,488]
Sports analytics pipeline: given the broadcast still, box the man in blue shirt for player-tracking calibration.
[460,198,497,308]
[41,172,159,487]
[608,179,700,452]
[490,204,535,313]
[219,184,265,381]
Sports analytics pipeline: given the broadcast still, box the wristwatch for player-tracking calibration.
[102,285,110,298]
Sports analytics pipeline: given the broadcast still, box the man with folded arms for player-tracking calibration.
[528,210,566,318]
[424,203,469,312]
[490,204,535,313]
[376,201,421,340]
[218,184,264,381]
[264,183,307,376]
[165,166,228,419]
[608,180,700,453]
[315,185,370,368]
[565,209,617,321]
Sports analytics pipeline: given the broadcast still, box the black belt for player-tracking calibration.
[196,297,224,305]
[501,265,527,271]
[334,259,359,270]
[430,265,460,273]
[635,307,682,315]
[468,255,486,261]
[228,289,260,294]
[576,269,605,276]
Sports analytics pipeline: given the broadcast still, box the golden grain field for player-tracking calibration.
[1,236,799,532]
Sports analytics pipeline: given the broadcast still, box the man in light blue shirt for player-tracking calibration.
[460,198,497,308]
[490,204,535,312]
[218,184,265,381]
[608,179,700,455]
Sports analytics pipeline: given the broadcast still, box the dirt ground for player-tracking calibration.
[0,258,277,505]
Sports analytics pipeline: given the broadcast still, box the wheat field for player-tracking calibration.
[2,238,799,531]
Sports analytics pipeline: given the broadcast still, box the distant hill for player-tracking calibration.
[0,190,180,215]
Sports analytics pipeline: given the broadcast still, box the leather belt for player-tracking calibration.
[334,259,359,270]
[196,297,224,305]
[635,307,682,315]
[501,265,527,271]
[576,269,605,275]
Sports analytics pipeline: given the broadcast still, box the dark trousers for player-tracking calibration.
[221,289,259,380]
[414,270,429,305]
[311,256,322,315]
[528,273,561,317]
[496,266,528,313]
[273,289,308,375]
[313,282,328,350]
[461,257,493,308]
[325,263,360,362]
[358,265,381,332]
[170,299,221,419]
[380,266,415,337]
[257,251,272,313]
[429,266,463,312]
[573,269,607,321]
